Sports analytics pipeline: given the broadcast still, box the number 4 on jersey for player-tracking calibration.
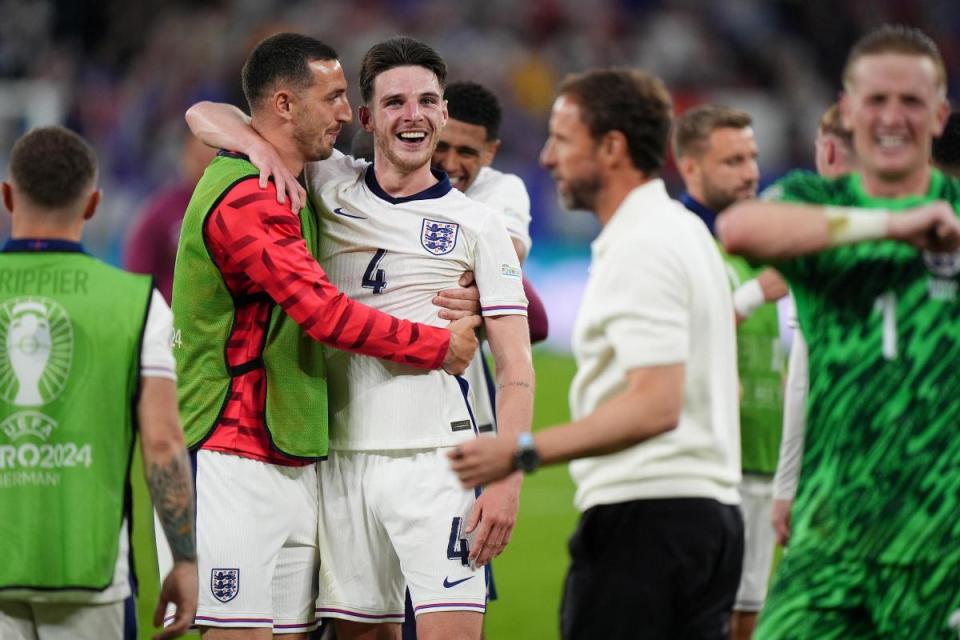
[362,249,388,294]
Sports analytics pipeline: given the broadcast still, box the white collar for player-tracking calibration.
[591,178,669,258]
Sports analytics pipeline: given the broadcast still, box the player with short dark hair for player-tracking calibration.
[358,35,447,106]
[445,81,502,140]
[8,126,97,207]
[241,33,339,111]
[433,81,532,261]
[313,36,530,640]
[0,126,197,639]
[720,24,960,639]
[452,67,744,640]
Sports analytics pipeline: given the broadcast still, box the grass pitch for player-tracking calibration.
[133,348,578,639]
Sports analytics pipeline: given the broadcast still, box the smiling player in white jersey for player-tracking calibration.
[354,81,547,442]
[351,79,545,637]
[306,152,526,452]
[185,36,533,640]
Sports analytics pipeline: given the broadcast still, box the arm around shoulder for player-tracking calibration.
[186,100,306,210]
[185,101,252,151]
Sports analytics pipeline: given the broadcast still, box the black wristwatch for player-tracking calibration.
[512,432,540,473]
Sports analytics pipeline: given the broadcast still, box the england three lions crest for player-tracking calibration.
[421,219,459,255]
[211,568,239,603]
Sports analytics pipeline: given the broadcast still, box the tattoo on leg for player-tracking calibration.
[148,449,197,562]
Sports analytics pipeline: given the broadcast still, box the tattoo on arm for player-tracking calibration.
[148,449,197,562]
[497,380,532,392]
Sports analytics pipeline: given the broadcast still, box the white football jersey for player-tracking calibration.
[305,152,527,450]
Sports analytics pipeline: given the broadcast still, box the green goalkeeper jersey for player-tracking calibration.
[770,168,960,565]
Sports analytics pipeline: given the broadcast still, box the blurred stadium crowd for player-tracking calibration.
[1,0,959,263]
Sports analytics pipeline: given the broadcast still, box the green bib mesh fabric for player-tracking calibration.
[0,252,149,590]
[173,155,328,459]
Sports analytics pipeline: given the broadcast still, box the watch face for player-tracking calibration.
[517,447,539,472]
[513,433,539,472]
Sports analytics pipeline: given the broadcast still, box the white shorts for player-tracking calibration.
[157,450,319,633]
[735,474,775,612]
[316,448,487,623]
[0,599,127,640]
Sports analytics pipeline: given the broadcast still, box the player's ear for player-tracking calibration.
[676,154,697,182]
[359,105,373,132]
[481,139,500,167]
[839,93,853,132]
[828,138,840,167]
[81,188,101,221]
[271,89,295,122]
[600,130,628,168]
[932,98,950,137]
[2,182,13,215]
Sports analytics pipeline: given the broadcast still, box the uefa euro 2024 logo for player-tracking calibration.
[0,298,72,406]
[0,298,85,476]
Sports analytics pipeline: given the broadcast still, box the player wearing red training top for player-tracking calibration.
[159,34,479,639]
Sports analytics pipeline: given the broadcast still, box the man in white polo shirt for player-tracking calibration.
[451,68,743,640]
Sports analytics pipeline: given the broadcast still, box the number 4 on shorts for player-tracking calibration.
[447,516,470,566]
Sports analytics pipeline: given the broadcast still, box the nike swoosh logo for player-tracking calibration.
[443,576,475,588]
[333,207,366,219]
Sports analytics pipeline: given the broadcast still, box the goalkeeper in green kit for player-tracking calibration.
[719,25,960,640]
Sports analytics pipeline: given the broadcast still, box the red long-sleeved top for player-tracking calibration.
[199,177,450,464]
